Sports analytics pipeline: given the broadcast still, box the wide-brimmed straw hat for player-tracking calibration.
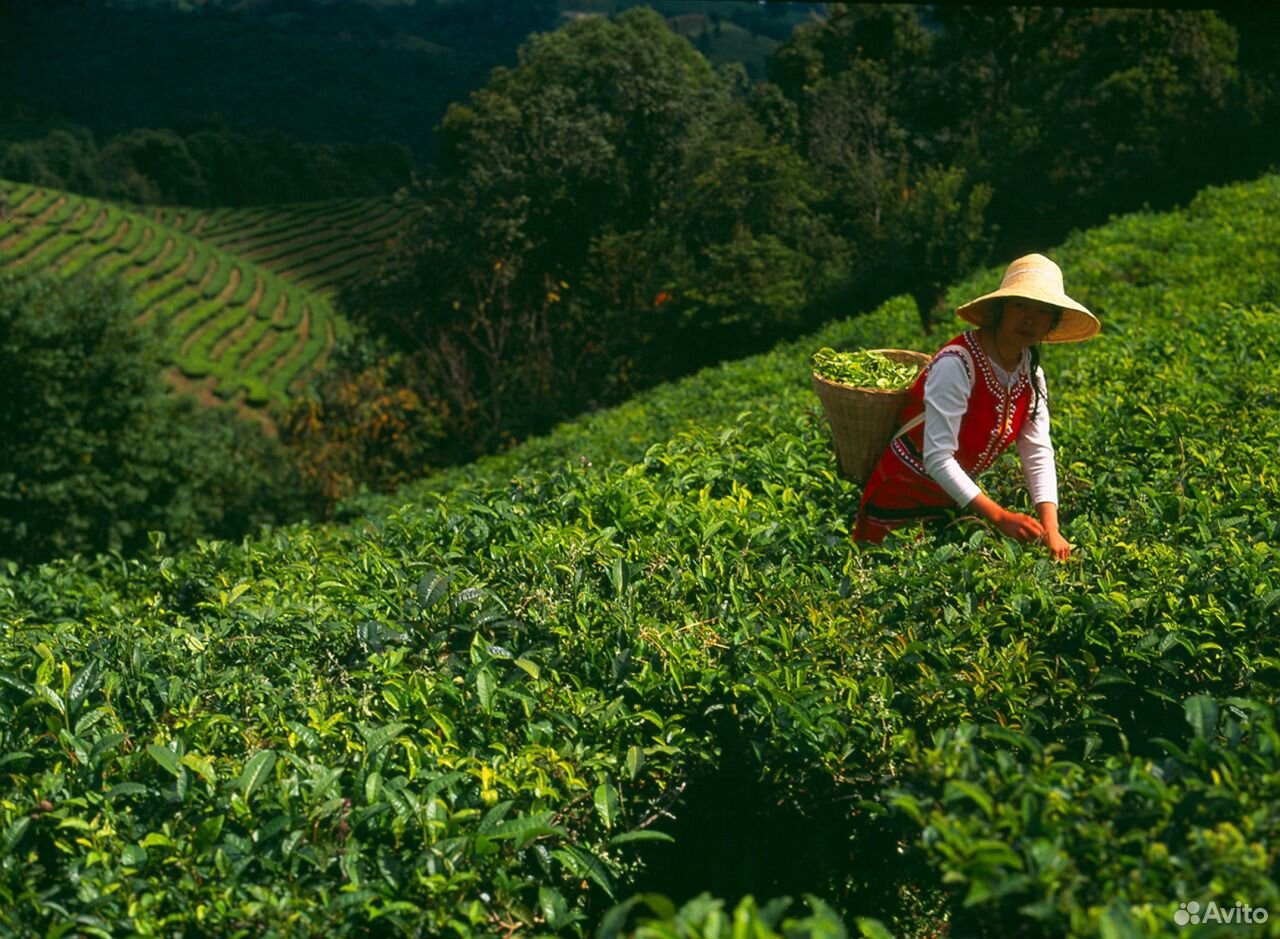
[956,253,1100,343]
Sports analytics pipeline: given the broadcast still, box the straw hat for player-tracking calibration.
[956,253,1100,343]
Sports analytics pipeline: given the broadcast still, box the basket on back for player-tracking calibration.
[811,349,932,483]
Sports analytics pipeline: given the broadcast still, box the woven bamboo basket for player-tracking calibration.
[811,349,932,483]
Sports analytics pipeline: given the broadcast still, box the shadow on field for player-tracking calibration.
[623,726,936,927]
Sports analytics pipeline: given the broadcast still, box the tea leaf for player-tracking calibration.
[1184,695,1219,740]
[476,668,496,715]
[594,781,620,829]
[416,570,452,611]
[147,743,181,778]
[236,750,277,803]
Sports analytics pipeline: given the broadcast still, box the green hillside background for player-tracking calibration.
[3,172,1278,937]
[0,179,388,409]
[0,0,819,421]
[0,0,812,169]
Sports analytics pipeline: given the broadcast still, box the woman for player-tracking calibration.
[854,253,1099,559]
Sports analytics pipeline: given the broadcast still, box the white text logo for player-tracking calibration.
[1174,901,1269,926]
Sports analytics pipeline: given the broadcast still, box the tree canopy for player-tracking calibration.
[0,269,313,564]
[335,8,845,467]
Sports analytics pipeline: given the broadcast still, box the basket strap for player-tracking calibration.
[889,341,975,444]
[892,412,925,442]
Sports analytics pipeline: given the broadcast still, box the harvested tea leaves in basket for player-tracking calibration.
[812,348,923,389]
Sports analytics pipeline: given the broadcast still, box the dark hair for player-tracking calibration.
[990,301,1062,423]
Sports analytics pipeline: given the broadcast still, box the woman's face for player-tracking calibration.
[997,298,1059,348]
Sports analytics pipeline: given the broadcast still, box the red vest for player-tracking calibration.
[888,330,1033,485]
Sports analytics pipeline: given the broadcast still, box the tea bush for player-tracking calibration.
[2,174,1279,937]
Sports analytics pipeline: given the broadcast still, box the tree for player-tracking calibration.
[337,8,854,473]
[281,343,449,504]
[433,6,722,278]
[0,269,313,565]
[647,81,849,359]
[0,127,102,196]
[923,7,1244,251]
[768,6,951,309]
[99,128,206,204]
[342,8,732,453]
[882,165,993,330]
[768,4,1248,294]
[0,122,415,207]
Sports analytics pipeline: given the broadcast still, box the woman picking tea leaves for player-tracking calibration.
[854,254,1099,559]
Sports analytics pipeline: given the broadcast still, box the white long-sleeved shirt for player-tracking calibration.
[921,349,1058,508]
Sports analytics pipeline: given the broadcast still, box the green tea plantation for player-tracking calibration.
[0,180,361,409]
[149,198,413,298]
[3,174,1280,938]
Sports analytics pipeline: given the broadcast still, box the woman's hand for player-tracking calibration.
[1034,502,1072,560]
[968,494,1044,543]
[993,509,1044,543]
[1040,529,1072,560]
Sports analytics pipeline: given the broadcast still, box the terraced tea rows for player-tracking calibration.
[0,180,352,408]
[151,197,414,295]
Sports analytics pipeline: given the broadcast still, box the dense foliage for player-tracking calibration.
[0,124,414,208]
[331,8,848,475]
[771,6,1266,257]
[0,0,559,170]
[0,0,806,205]
[3,172,1278,936]
[0,268,316,565]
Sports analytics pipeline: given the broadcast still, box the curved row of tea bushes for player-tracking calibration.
[0,179,350,408]
[151,197,413,295]
[1,175,1278,937]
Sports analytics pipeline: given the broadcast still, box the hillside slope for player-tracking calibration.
[2,174,1278,938]
[0,179,351,408]
[149,197,415,296]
